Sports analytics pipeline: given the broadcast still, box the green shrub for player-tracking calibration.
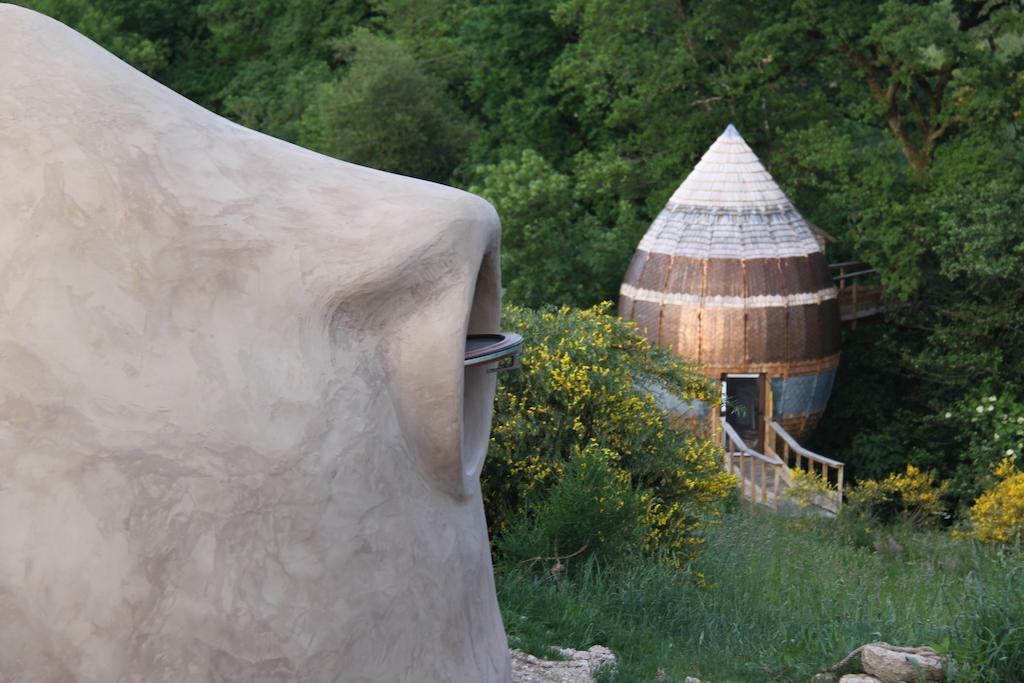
[940,393,1024,505]
[956,457,1024,545]
[495,443,648,568]
[846,464,948,526]
[484,303,733,569]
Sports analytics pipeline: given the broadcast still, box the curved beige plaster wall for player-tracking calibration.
[0,5,510,681]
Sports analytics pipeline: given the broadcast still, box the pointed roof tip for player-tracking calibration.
[664,120,794,211]
[721,123,742,139]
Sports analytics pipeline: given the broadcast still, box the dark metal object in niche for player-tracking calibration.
[465,333,524,372]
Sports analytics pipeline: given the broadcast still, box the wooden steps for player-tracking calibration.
[720,418,843,515]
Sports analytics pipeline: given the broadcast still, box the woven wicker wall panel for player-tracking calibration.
[787,255,815,294]
[705,259,744,296]
[744,258,777,297]
[673,306,703,360]
[744,307,771,362]
[666,256,707,294]
[658,303,681,348]
[821,298,842,353]
[804,304,825,359]
[700,308,747,366]
[807,252,833,289]
[618,293,635,320]
[764,307,791,363]
[637,252,670,290]
[624,249,646,284]
[631,300,661,343]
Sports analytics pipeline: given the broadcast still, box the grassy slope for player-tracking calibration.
[496,510,1024,682]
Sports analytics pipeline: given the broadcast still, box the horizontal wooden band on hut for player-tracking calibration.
[624,251,834,297]
[620,297,841,365]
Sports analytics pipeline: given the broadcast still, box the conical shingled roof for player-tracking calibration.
[637,124,822,260]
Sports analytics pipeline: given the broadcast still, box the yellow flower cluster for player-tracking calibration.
[782,468,836,509]
[847,464,947,523]
[958,457,1024,544]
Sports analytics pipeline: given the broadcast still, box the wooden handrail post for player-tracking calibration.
[765,460,770,506]
[741,456,749,505]
[744,455,751,504]
[851,284,859,330]
[760,460,767,506]
[749,456,755,508]
[837,465,844,511]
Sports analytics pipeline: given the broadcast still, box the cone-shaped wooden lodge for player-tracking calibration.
[619,124,840,445]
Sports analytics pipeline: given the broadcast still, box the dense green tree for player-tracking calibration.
[471,149,644,307]
[455,0,575,166]
[193,0,374,140]
[299,31,475,182]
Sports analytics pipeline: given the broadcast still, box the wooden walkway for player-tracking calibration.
[831,262,883,324]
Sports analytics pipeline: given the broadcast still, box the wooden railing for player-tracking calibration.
[720,418,785,510]
[830,261,883,323]
[764,420,844,513]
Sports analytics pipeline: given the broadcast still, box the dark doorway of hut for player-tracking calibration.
[722,374,764,451]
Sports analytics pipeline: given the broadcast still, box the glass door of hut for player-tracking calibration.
[721,374,765,451]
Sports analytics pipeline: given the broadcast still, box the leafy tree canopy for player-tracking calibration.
[300,30,476,182]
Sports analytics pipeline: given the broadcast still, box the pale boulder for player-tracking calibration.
[861,644,947,683]
[510,646,616,683]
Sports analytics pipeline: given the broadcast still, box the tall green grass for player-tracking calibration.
[495,510,1024,682]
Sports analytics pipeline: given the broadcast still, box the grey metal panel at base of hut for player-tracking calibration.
[771,368,837,419]
[638,378,711,420]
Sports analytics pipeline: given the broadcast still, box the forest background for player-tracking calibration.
[16,0,1024,509]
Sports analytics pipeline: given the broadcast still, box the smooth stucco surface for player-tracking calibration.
[0,5,510,681]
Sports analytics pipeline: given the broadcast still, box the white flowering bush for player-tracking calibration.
[943,393,1024,503]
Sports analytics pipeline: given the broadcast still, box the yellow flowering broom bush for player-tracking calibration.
[846,464,947,525]
[484,303,734,568]
[958,457,1024,545]
[781,468,836,509]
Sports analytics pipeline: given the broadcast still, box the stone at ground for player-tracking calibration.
[839,675,882,683]
[861,644,946,682]
[811,673,838,683]
[510,645,617,683]
[655,671,701,682]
